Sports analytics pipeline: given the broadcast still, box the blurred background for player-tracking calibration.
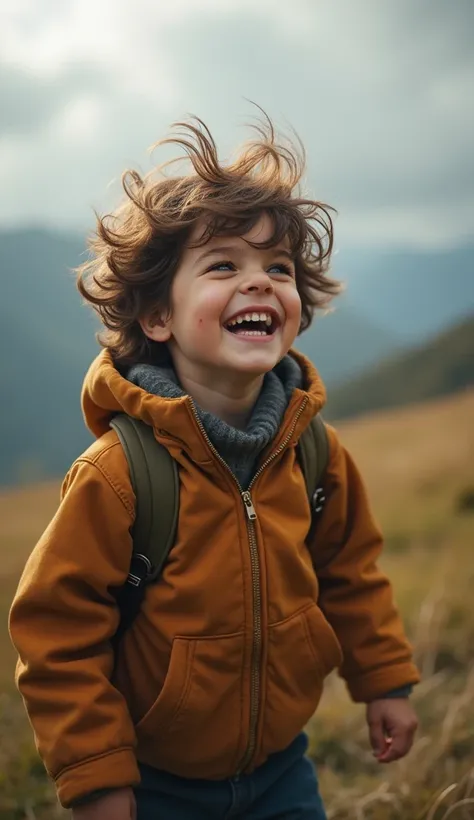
[0,1,473,818]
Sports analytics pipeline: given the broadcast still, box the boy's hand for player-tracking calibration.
[366,698,418,763]
[72,787,136,820]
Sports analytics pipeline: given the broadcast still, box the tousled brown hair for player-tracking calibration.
[77,111,341,365]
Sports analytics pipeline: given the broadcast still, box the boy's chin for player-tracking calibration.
[223,349,287,376]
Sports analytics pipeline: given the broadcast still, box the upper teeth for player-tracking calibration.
[226,312,273,327]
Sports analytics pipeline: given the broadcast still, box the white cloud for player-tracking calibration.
[0,0,472,249]
[50,94,104,145]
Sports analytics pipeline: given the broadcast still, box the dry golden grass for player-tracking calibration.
[1,389,474,819]
[336,388,474,536]
[310,389,474,819]
[0,481,61,692]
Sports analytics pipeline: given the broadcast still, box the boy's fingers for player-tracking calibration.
[378,723,417,763]
[377,737,402,763]
[367,715,387,758]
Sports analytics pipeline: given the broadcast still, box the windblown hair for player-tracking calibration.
[77,112,341,364]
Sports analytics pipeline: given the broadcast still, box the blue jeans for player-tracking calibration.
[135,732,326,819]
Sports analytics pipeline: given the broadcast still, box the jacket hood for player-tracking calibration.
[81,348,327,448]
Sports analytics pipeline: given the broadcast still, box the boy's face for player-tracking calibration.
[142,214,302,385]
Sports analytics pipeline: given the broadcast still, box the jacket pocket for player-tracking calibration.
[261,604,342,755]
[303,603,343,678]
[135,632,245,779]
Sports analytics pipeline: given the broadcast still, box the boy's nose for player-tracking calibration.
[240,270,274,295]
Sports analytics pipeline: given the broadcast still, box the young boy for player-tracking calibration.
[10,116,419,820]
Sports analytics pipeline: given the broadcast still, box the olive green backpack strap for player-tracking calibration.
[298,414,330,518]
[110,413,179,643]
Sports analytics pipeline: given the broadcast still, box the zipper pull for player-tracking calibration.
[242,491,257,521]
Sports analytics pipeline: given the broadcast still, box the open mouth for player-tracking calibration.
[223,310,279,337]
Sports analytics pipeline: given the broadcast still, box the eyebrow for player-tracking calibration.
[194,244,295,266]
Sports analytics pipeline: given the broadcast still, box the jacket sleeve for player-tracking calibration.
[8,454,141,808]
[308,424,420,703]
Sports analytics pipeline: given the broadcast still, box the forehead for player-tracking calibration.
[187,213,290,252]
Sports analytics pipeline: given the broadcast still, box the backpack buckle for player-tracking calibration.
[127,554,153,587]
[311,487,326,516]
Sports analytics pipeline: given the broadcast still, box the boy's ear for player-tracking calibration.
[139,311,172,343]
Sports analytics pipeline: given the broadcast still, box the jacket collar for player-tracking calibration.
[81,348,326,466]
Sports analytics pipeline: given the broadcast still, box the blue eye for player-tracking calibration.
[205,260,294,276]
[208,261,235,272]
[268,263,294,276]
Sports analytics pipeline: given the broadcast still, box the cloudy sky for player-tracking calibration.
[0,0,472,249]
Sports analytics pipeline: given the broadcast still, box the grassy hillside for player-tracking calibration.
[1,389,474,818]
[326,314,474,421]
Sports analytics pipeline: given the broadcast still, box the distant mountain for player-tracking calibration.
[335,245,474,342]
[326,315,474,421]
[0,229,98,484]
[296,303,403,386]
[1,226,473,485]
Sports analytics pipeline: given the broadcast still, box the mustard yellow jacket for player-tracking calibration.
[9,349,420,807]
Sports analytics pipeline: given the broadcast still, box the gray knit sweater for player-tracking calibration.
[127,355,303,489]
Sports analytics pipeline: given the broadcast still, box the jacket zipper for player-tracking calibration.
[188,395,309,772]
